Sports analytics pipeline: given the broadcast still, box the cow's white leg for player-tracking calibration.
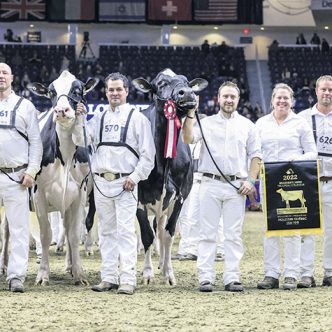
[157,215,167,271]
[0,214,9,275]
[35,200,52,286]
[143,247,154,285]
[161,229,176,286]
[65,200,88,285]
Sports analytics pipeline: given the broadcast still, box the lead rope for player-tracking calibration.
[195,113,240,191]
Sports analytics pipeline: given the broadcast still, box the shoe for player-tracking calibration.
[199,281,213,292]
[172,253,184,260]
[298,276,316,288]
[179,253,197,261]
[322,276,332,286]
[117,284,135,295]
[283,277,297,290]
[91,281,119,292]
[257,276,279,289]
[225,281,244,292]
[9,278,24,293]
[215,253,225,262]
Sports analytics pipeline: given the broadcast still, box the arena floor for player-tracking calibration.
[1,211,330,332]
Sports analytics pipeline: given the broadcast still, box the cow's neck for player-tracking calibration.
[55,123,76,162]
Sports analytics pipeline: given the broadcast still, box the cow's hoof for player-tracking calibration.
[143,277,154,285]
[42,279,50,286]
[164,276,176,286]
[35,278,49,286]
[75,278,89,286]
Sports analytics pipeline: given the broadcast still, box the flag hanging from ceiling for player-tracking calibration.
[47,0,96,21]
[148,0,192,22]
[0,0,46,21]
[194,0,238,22]
[98,0,146,22]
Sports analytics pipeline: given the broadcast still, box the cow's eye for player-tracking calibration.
[157,81,166,89]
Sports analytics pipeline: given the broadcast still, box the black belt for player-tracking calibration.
[203,173,240,182]
[0,164,28,174]
[94,172,130,181]
[320,176,332,182]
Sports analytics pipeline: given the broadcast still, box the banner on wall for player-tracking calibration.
[99,0,146,22]
[262,160,322,237]
[193,0,238,22]
[0,0,46,21]
[147,0,192,22]
[47,0,96,21]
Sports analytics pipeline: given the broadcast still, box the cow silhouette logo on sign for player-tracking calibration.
[276,188,307,210]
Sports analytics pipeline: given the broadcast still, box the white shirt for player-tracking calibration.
[255,111,317,162]
[192,111,262,178]
[0,91,42,177]
[298,104,332,176]
[74,103,155,184]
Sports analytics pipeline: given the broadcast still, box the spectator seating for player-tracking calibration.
[268,45,332,112]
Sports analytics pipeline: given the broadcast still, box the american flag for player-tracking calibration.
[0,0,46,21]
[194,0,238,22]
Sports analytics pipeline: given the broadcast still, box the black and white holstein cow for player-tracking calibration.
[28,71,98,285]
[132,69,208,285]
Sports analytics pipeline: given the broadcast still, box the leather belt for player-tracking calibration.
[94,172,130,181]
[0,164,28,174]
[203,173,240,182]
[320,176,332,182]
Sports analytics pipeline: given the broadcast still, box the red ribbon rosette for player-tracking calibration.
[163,100,181,158]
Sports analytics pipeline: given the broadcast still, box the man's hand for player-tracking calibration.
[123,177,136,192]
[21,173,35,188]
[76,102,87,116]
[238,180,255,196]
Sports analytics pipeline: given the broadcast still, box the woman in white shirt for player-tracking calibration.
[255,83,317,290]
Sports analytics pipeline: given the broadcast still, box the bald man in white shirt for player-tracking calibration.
[0,62,42,293]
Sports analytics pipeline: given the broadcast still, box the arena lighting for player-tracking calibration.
[29,24,34,28]
[243,27,250,35]
[260,26,265,31]
[173,25,178,29]
[213,26,219,30]
[324,26,329,30]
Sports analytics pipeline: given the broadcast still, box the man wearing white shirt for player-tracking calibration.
[75,72,155,295]
[0,63,42,293]
[182,81,261,292]
[298,75,332,288]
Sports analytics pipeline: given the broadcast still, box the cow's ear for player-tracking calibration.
[83,78,99,95]
[188,78,208,93]
[27,83,50,98]
[132,78,153,93]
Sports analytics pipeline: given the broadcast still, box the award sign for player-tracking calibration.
[262,160,322,237]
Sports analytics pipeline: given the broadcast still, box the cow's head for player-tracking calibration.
[28,71,99,127]
[132,69,208,118]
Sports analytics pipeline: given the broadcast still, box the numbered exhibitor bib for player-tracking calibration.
[261,160,322,237]
[0,97,23,129]
[0,108,15,128]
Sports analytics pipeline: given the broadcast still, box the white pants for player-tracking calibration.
[0,170,29,283]
[264,235,301,279]
[94,177,137,286]
[178,177,224,256]
[197,178,245,285]
[301,181,332,278]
